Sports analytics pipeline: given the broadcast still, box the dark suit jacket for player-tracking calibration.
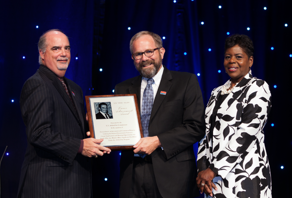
[17,65,91,197]
[115,67,205,197]
[96,112,109,119]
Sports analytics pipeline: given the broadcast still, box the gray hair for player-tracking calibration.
[38,29,67,64]
[129,31,163,54]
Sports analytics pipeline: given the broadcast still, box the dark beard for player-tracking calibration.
[136,59,162,78]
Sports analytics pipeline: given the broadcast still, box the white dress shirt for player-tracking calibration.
[140,66,164,111]
[100,111,109,119]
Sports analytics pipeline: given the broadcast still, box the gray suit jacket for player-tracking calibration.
[115,67,205,197]
[18,65,91,197]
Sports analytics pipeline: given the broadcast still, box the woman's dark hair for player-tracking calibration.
[225,34,254,58]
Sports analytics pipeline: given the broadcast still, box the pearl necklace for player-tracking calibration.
[220,80,239,95]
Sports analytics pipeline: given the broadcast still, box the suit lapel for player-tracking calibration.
[129,76,142,112]
[150,67,172,124]
[67,80,84,129]
[38,65,81,126]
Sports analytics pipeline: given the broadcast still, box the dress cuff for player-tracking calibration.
[209,164,219,176]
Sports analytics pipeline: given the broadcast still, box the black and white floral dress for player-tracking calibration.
[197,71,272,197]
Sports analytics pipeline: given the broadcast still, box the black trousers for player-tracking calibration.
[130,156,162,198]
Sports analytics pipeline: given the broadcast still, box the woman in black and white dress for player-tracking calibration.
[196,34,272,198]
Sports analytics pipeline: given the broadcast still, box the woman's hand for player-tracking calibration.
[196,168,217,196]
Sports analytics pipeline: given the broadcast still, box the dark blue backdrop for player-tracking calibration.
[0,0,291,197]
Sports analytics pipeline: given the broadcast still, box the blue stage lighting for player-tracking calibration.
[11,99,14,103]
[75,57,78,60]
[227,32,230,35]
[184,52,187,55]
[271,123,274,127]
[6,153,9,156]
[274,85,277,88]
[22,56,25,59]
[218,70,221,73]
[208,48,211,52]
[270,47,274,50]
[119,152,121,155]
[197,73,200,77]
[36,25,39,28]
[290,54,292,58]
[173,0,176,3]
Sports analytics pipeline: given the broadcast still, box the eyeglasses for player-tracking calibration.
[132,47,161,60]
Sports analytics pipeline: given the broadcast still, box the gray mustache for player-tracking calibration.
[57,58,69,61]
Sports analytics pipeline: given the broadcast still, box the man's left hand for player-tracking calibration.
[133,136,161,155]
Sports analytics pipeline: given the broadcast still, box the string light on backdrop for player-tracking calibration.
[99,68,103,72]
[208,48,211,52]
[218,5,222,9]
[6,153,9,156]
[162,36,166,40]
[197,73,200,77]
[271,123,275,127]
[218,70,221,73]
[274,85,277,88]
[184,52,187,55]
[264,7,267,10]
[75,57,78,60]
[226,32,230,35]
[247,27,250,31]
[280,166,284,169]
[112,89,115,93]
[22,56,25,59]
[271,47,274,50]
[104,178,108,181]
[36,25,39,29]
[200,21,204,25]
[11,99,14,103]
[284,23,288,27]
[290,54,292,58]
[128,27,131,30]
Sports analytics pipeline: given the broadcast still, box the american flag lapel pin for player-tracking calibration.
[160,91,167,95]
[71,91,75,96]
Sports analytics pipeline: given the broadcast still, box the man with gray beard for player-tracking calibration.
[18,29,111,197]
[115,31,205,197]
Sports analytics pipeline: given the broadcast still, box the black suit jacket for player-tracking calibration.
[17,65,91,197]
[96,112,109,119]
[115,67,205,197]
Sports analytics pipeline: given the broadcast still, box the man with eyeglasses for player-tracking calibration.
[115,31,205,197]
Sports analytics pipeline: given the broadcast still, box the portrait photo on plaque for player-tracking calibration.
[85,94,143,150]
[94,102,113,119]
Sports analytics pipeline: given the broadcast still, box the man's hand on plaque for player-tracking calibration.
[133,136,161,155]
[82,138,111,158]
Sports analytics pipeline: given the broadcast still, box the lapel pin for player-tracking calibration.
[71,91,75,96]
[160,91,167,95]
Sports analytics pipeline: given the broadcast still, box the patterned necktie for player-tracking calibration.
[58,77,77,111]
[141,78,154,137]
